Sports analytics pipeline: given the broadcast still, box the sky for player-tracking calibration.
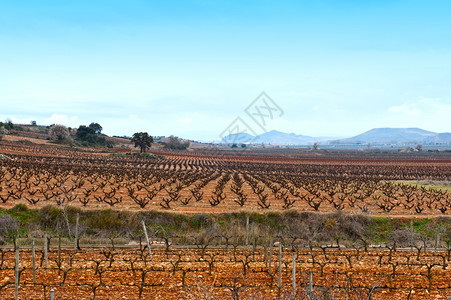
[1,0,451,141]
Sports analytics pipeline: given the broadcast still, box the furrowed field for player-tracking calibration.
[1,140,451,299]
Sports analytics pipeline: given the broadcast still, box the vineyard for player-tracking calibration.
[0,141,450,215]
[1,140,451,299]
[1,247,450,299]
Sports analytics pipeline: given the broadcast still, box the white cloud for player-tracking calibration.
[384,98,451,131]
[388,104,421,115]
[7,117,35,124]
[388,98,451,116]
[43,114,79,127]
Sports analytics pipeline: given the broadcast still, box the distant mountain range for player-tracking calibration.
[221,128,451,145]
[331,128,451,145]
[221,130,323,145]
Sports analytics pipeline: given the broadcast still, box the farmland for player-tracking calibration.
[0,248,450,299]
[1,139,451,299]
[0,141,450,214]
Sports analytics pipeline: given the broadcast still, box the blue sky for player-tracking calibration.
[1,0,450,141]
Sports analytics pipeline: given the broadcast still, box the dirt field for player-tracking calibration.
[0,141,450,215]
[0,247,450,299]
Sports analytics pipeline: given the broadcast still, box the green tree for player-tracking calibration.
[1,120,14,130]
[89,122,103,134]
[75,123,113,147]
[76,125,96,142]
[131,132,153,153]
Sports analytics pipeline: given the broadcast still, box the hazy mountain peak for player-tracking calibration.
[337,127,443,144]
[221,127,450,145]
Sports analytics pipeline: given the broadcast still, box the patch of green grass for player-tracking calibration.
[85,209,127,231]
[396,180,451,191]
[6,203,38,226]
[110,152,127,157]
[411,218,432,232]
[189,213,212,229]
[369,217,395,243]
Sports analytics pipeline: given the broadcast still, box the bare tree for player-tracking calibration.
[0,125,8,140]
[313,142,319,150]
[0,215,19,247]
[49,124,70,141]
[164,135,190,150]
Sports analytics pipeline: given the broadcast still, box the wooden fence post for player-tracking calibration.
[58,234,61,273]
[252,222,256,259]
[32,239,36,284]
[142,220,152,261]
[75,213,80,250]
[15,246,19,300]
[245,216,249,246]
[309,271,313,299]
[268,237,273,273]
[278,243,282,298]
[44,233,48,269]
[292,252,296,297]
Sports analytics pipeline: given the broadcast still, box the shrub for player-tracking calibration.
[0,125,8,140]
[164,135,190,150]
[76,124,114,148]
[49,124,70,141]
[0,214,19,239]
